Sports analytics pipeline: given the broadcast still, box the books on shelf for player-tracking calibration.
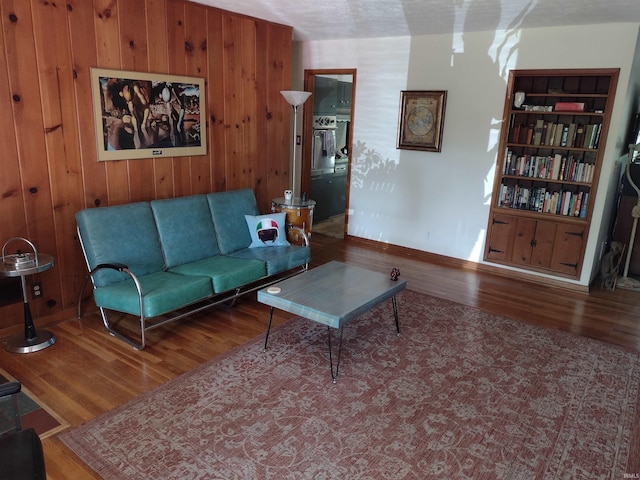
[497,183,588,218]
[503,150,594,183]
[510,120,601,149]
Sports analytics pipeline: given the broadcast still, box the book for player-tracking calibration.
[541,122,550,145]
[524,124,534,144]
[560,125,570,147]
[532,119,544,145]
[503,149,513,175]
[562,191,572,216]
[547,123,557,146]
[593,123,602,148]
[545,122,555,145]
[573,191,583,217]
[583,125,594,148]
[574,124,585,148]
[554,102,585,112]
[552,153,562,180]
[579,192,589,218]
[566,123,577,148]
[553,123,564,146]
[511,124,521,143]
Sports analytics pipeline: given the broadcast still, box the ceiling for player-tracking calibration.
[192,0,640,41]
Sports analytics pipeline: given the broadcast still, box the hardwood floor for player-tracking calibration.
[1,233,640,478]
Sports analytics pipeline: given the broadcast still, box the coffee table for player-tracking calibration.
[258,261,406,382]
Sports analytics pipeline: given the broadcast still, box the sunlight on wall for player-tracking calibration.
[453,0,539,261]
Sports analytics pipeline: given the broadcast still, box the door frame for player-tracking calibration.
[302,69,356,233]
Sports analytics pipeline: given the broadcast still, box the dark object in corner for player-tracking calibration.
[0,381,46,479]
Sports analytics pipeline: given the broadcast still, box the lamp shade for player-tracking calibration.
[280,90,311,107]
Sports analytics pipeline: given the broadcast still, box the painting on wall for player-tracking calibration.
[396,90,447,152]
[90,68,206,161]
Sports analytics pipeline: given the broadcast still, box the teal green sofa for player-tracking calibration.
[76,188,310,349]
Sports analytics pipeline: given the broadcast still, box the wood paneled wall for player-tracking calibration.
[0,0,293,332]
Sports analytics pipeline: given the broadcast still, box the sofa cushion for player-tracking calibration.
[169,256,266,293]
[244,212,290,248]
[76,203,166,288]
[93,271,213,317]
[229,246,310,276]
[151,195,220,268]
[207,189,259,254]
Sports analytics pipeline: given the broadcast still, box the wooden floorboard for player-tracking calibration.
[1,233,639,478]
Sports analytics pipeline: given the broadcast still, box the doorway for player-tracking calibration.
[302,69,356,239]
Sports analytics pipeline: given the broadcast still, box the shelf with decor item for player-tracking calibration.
[485,68,619,279]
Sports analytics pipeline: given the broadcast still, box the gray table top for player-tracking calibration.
[0,254,54,277]
[257,261,406,329]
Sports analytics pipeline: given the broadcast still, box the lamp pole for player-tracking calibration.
[281,90,312,200]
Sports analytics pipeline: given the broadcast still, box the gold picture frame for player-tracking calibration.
[396,90,447,152]
[90,67,206,161]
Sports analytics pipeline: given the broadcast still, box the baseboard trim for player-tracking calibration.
[345,235,590,294]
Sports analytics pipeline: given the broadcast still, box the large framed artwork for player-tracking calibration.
[90,68,206,161]
[396,90,447,152]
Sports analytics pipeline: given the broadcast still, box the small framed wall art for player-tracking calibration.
[90,67,206,161]
[396,90,447,152]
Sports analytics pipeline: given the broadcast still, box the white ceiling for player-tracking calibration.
[191,0,640,41]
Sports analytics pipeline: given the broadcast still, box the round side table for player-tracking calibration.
[1,240,56,354]
[271,197,316,245]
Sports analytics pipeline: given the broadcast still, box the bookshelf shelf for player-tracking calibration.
[484,68,619,279]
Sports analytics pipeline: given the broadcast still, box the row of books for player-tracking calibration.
[498,183,589,218]
[510,120,602,149]
[502,151,595,183]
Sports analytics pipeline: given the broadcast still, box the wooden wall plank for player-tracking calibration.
[184,2,211,194]
[253,22,269,210]
[166,0,190,197]
[0,0,292,333]
[0,2,25,240]
[206,9,226,192]
[223,14,243,191]
[264,25,291,210]
[67,0,108,211]
[120,0,156,203]
[31,0,85,308]
[241,18,258,195]
[94,0,131,205]
[145,0,174,199]
[0,1,26,328]
[2,0,58,318]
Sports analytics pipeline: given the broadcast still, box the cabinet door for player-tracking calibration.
[530,220,556,269]
[485,214,517,261]
[313,77,337,115]
[511,217,537,265]
[549,224,585,276]
[311,176,332,221]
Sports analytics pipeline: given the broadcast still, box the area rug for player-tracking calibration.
[61,290,640,479]
[0,367,67,439]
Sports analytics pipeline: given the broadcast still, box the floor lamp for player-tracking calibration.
[616,142,640,289]
[281,90,311,200]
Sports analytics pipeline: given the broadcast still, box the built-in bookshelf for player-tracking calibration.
[485,69,619,279]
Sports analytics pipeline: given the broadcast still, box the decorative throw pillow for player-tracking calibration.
[244,212,290,248]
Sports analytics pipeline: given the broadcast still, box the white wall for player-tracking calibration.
[297,23,640,286]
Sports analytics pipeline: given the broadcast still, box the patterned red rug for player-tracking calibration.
[61,290,640,479]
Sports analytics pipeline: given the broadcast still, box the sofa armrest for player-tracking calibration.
[92,262,129,273]
[78,263,144,320]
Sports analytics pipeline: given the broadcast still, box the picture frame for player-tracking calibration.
[396,90,447,152]
[90,67,206,161]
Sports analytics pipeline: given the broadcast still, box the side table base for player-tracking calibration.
[5,330,56,354]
